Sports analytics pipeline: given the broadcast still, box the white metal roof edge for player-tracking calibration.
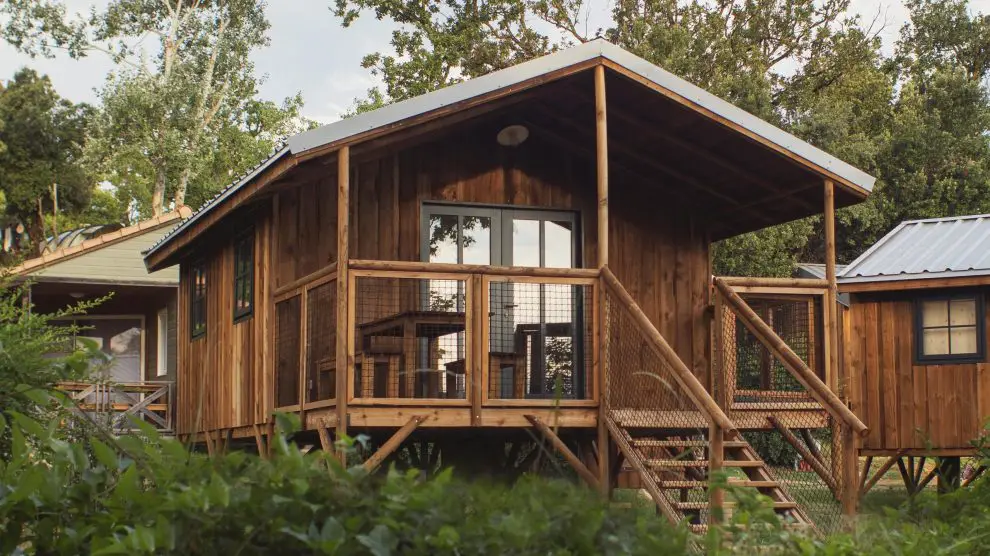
[838,268,990,284]
[143,146,291,261]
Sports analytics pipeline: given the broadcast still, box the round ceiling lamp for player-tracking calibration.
[496,124,529,147]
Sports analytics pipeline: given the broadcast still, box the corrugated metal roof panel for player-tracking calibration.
[839,214,990,284]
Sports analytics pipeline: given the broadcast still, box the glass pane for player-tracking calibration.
[512,219,540,267]
[922,300,949,327]
[950,299,977,326]
[462,216,491,265]
[428,214,459,264]
[950,327,978,354]
[544,220,573,268]
[923,328,949,355]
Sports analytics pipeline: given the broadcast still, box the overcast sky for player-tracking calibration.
[1,0,988,125]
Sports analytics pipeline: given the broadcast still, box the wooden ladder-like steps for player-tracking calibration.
[675,501,797,511]
[631,439,749,449]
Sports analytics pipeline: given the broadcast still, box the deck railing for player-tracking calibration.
[58,380,174,434]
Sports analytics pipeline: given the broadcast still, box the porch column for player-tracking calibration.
[594,63,611,497]
[336,145,350,463]
[825,178,858,516]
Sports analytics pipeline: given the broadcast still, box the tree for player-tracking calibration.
[2,1,307,217]
[0,68,94,254]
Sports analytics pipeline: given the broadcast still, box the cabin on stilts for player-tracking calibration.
[841,214,990,495]
[143,39,874,532]
[14,208,192,435]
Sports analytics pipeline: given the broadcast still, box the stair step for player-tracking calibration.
[674,501,798,511]
[657,480,708,488]
[645,459,709,468]
[724,460,765,468]
[632,439,748,449]
[727,480,781,489]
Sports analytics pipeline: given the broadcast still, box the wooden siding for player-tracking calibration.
[845,289,990,451]
[176,212,273,435]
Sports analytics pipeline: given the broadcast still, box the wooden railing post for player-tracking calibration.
[595,62,611,499]
[335,145,350,464]
[709,421,725,523]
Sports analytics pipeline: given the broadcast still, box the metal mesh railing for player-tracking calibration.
[714,284,846,534]
[352,276,468,400]
[305,280,337,403]
[487,281,594,400]
[275,295,302,408]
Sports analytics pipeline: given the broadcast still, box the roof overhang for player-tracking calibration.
[144,39,876,271]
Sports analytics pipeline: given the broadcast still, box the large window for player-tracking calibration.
[915,293,985,363]
[190,264,207,339]
[233,230,254,321]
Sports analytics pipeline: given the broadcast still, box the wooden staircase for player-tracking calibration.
[607,419,815,532]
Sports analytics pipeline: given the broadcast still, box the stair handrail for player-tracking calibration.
[601,267,738,438]
[713,277,868,437]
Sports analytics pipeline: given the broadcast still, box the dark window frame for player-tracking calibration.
[233,228,255,323]
[190,263,207,340]
[914,291,986,365]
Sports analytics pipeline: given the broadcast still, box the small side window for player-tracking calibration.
[915,293,985,364]
[233,230,254,322]
[190,264,207,339]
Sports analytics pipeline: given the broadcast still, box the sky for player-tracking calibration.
[1,0,989,125]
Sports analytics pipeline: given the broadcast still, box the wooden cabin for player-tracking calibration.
[14,208,191,434]
[144,40,875,528]
[841,214,990,491]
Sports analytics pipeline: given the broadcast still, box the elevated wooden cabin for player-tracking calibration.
[14,208,191,435]
[145,40,875,528]
[841,215,990,490]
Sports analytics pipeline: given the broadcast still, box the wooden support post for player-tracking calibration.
[336,145,350,465]
[317,418,333,453]
[266,420,275,459]
[937,457,961,494]
[253,424,267,459]
[471,275,483,426]
[526,415,601,491]
[861,455,901,496]
[712,289,728,410]
[363,415,425,473]
[204,429,215,456]
[768,416,839,495]
[858,456,874,493]
[896,457,913,492]
[963,465,986,488]
[709,421,725,523]
[595,63,608,269]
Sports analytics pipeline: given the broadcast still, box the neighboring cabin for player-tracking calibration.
[12,208,191,433]
[840,214,990,484]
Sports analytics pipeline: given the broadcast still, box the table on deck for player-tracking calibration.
[357,311,466,398]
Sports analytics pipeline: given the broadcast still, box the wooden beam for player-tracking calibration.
[840,275,990,293]
[252,424,268,459]
[858,456,874,494]
[526,415,601,491]
[601,268,738,436]
[718,276,828,289]
[362,415,426,473]
[709,422,725,522]
[767,416,839,495]
[595,64,609,269]
[714,278,868,437]
[860,455,901,496]
[336,146,350,465]
[348,259,599,278]
[963,465,986,488]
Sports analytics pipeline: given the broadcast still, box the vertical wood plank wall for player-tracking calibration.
[176,212,273,435]
[845,290,990,450]
[177,125,713,433]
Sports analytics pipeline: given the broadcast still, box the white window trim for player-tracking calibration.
[156,308,168,377]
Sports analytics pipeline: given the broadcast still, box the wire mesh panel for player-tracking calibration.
[722,294,823,407]
[487,280,594,400]
[275,295,301,408]
[305,279,337,403]
[714,287,846,535]
[352,275,468,400]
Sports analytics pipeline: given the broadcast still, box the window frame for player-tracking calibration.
[914,291,986,365]
[233,228,255,323]
[190,263,207,340]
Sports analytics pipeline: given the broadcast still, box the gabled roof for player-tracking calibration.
[795,263,847,280]
[144,39,876,266]
[14,207,191,284]
[839,214,990,285]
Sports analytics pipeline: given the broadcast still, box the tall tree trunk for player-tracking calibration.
[174,166,191,209]
[152,167,167,216]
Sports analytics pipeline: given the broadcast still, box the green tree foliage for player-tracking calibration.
[332,0,990,275]
[0,68,93,253]
[1,1,308,217]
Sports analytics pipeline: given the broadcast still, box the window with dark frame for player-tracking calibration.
[915,293,985,364]
[190,264,207,339]
[233,230,254,321]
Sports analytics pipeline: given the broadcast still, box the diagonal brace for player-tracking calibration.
[526,415,600,491]
[363,415,426,473]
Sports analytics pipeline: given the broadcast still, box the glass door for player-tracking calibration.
[421,204,585,400]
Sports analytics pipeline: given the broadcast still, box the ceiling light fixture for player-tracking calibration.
[496,124,529,147]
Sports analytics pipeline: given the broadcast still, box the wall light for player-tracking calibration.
[496,124,529,147]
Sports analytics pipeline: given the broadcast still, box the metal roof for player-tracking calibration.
[839,214,990,284]
[794,263,847,280]
[145,39,876,263]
